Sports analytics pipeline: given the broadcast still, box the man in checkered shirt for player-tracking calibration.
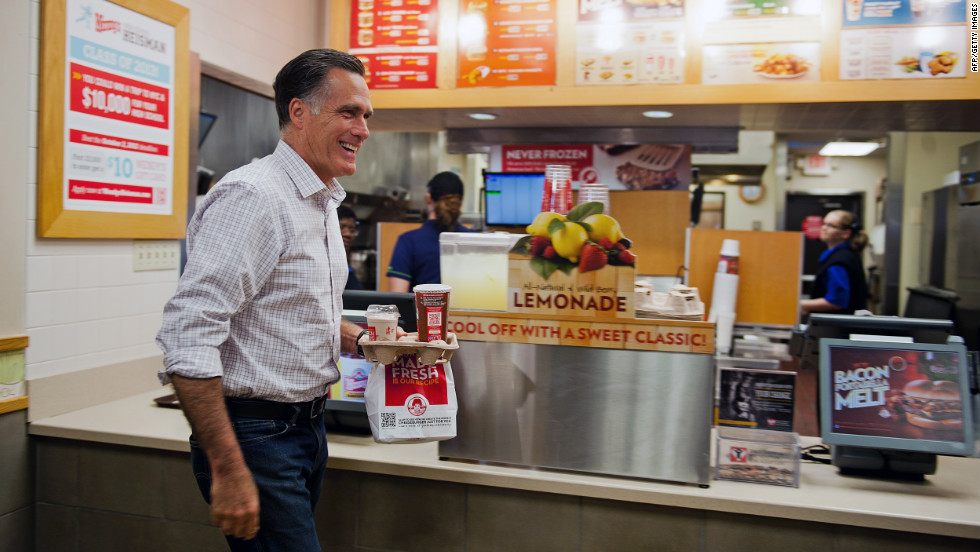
[157,49,373,551]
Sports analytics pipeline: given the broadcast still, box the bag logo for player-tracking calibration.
[406,393,428,416]
[729,447,748,462]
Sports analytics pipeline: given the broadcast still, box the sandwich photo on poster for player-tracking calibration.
[492,144,693,191]
[716,367,796,432]
[824,344,966,440]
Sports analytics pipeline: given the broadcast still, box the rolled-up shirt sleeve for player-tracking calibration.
[157,181,283,382]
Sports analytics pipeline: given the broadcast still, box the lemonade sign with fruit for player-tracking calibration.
[508,202,635,319]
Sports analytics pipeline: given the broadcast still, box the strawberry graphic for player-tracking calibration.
[530,235,550,257]
[617,249,636,265]
[578,242,608,272]
[543,245,557,259]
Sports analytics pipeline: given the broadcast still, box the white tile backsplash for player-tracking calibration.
[25,256,55,292]
[29,1,39,40]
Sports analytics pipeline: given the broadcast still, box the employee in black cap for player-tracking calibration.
[801,209,869,317]
[387,171,475,292]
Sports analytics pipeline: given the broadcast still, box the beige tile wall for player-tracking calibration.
[34,439,980,552]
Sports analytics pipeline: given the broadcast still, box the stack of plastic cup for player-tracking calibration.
[542,165,572,215]
[577,183,610,214]
[708,239,740,355]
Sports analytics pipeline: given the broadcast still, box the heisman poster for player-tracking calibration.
[61,0,177,215]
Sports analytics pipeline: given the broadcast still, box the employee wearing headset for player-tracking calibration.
[800,209,869,317]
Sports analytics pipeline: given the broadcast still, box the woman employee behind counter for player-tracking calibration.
[800,209,869,317]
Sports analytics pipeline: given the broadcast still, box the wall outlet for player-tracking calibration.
[133,241,180,271]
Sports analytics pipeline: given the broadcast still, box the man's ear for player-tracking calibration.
[425,193,434,207]
[288,98,308,130]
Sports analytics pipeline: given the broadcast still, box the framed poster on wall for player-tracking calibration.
[38,0,189,238]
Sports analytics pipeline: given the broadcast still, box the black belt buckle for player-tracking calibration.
[308,395,327,420]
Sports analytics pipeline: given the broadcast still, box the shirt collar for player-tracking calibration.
[274,140,347,207]
[820,242,848,262]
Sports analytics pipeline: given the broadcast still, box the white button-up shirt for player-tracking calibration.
[157,141,348,402]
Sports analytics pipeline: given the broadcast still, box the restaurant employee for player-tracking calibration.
[386,171,475,291]
[800,209,869,316]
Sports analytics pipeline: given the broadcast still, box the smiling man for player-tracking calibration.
[157,49,372,551]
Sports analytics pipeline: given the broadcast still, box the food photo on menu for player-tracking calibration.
[825,345,966,441]
[702,42,820,84]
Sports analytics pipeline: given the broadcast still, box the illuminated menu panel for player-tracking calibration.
[349,0,439,89]
[457,0,557,88]
[838,0,968,80]
[575,0,685,85]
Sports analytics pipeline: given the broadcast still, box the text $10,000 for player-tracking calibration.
[81,86,131,116]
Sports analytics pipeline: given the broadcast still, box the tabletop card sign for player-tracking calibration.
[508,202,635,319]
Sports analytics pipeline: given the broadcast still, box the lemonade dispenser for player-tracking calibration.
[439,232,521,311]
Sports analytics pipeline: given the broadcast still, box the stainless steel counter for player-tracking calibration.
[439,340,715,485]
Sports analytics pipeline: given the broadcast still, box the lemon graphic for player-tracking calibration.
[526,211,566,237]
[582,214,624,244]
[551,222,588,263]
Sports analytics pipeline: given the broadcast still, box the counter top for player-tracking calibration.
[28,389,980,540]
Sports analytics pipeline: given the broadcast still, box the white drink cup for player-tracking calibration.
[366,304,399,341]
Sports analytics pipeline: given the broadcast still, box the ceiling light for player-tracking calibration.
[467,113,497,121]
[818,141,880,156]
[642,110,673,119]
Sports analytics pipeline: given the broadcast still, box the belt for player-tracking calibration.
[225,395,328,424]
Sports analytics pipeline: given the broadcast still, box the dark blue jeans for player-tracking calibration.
[190,413,328,552]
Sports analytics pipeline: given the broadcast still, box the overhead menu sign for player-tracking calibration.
[63,0,176,214]
[349,0,440,89]
[575,0,686,85]
[457,0,558,87]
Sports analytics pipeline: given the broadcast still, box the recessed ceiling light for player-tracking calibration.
[642,110,673,119]
[818,141,880,156]
[467,113,497,120]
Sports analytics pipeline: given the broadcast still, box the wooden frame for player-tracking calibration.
[38,0,190,238]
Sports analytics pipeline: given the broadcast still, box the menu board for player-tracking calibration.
[725,0,791,17]
[840,25,967,79]
[491,144,693,191]
[62,0,176,215]
[575,0,685,85]
[457,0,557,87]
[703,42,820,84]
[842,0,967,27]
[349,0,439,89]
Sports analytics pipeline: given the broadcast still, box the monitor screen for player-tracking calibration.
[484,172,545,226]
[819,338,975,457]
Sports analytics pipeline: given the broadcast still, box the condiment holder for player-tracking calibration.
[358,332,459,365]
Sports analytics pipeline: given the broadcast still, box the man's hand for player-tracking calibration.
[171,375,260,540]
[209,461,260,539]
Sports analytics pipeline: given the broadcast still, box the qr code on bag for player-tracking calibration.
[381,412,396,428]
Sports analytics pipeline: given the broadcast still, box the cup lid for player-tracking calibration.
[413,284,452,293]
[720,239,740,257]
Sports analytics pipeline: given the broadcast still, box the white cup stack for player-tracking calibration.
[709,239,740,355]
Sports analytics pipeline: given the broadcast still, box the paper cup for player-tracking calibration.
[414,284,451,342]
[366,304,399,341]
